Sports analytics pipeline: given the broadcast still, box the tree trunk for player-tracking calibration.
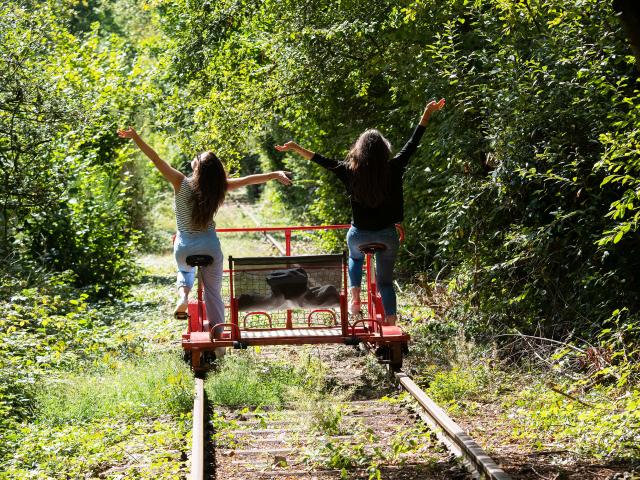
[613,0,640,71]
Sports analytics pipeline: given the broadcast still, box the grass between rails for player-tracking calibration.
[206,347,461,480]
[205,350,327,408]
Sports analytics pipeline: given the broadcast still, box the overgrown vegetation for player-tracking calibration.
[205,351,326,407]
[0,1,155,298]
[400,283,640,460]
[3,0,640,474]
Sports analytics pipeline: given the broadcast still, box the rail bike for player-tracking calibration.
[178,224,410,372]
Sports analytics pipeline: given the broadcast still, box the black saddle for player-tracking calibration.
[358,242,387,255]
[186,255,214,267]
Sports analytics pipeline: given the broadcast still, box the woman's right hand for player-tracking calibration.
[274,141,299,152]
[117,127,138,139]
[272,171,293,185]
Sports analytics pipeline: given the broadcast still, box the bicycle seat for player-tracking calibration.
[186,255,214,267]
[358,242,387,254]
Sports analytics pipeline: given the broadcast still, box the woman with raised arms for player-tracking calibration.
[275,99,445,325]
[118,127,291,332]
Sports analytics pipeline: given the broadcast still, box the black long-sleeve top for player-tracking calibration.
[310,124,426,231]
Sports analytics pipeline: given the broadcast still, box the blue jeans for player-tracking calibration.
[174,229,224,325]
[346,225,400,315]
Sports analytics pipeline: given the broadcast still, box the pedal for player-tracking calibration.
[174,312,189,320]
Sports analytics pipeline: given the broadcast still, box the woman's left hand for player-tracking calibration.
[425,98,446,115]
[272,171,293,185]
[420,98,446,126]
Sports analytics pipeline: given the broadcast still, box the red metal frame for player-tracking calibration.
[181,224,408,370]
[307,309,337,327]
[243,311,273,329]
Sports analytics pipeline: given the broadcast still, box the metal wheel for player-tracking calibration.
[191,350,202,370]
[389,343,403,372]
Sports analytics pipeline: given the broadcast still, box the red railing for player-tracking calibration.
[217,224,404,257]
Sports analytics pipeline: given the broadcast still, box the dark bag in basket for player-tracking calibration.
[266,268,308,298]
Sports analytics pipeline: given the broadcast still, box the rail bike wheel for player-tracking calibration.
[191,350,202,371]
[389,342,403,372]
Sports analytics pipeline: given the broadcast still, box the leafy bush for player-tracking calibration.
[0,1,158,297]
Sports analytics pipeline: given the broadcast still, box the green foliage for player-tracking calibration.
[2,0,640,472]
[0,247,184,468]
[4,417,189,479]
[0,0,157,296]
[0,271,127,459]
[425,365,488,409]
[35,353,192,424]
[510,383,640,458]
[204,352,324,407]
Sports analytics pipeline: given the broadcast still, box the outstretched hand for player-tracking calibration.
[273,171,293,185]
[274,141,315,160]
[274,141,298,152]
[420,98,445,126]
[117,127,138,139]
[425,98,446,114]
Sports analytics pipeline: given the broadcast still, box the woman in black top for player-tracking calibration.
[275,99,445,324]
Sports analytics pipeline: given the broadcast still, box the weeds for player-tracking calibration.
[4,416,189,479]
[205,351,324,408]
[35,352,193,424]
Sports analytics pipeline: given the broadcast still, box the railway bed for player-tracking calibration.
[186,203,511,479]
[190,346,511,480]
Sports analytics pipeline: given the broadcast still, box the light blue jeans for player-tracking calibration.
[174,229,224,325]
[346,225,400,315]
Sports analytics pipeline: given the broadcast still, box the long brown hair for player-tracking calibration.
[343,129,392,208]
[190,151,228,229]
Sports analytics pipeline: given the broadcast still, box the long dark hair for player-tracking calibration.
[343,129,392,208]
[190,151,228,229]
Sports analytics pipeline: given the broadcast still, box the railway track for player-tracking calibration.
[189,347,510,480]
[188,201,511,479]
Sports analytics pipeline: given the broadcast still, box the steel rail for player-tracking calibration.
[233,201,286,254]
[395,372,511,480]
[191,377,205,480]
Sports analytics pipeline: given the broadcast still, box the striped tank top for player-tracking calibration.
[174,177,215,233]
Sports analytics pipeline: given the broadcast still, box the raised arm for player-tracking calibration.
[117,127,184,190]
[394,98,445,167]
[227,171,292,191]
